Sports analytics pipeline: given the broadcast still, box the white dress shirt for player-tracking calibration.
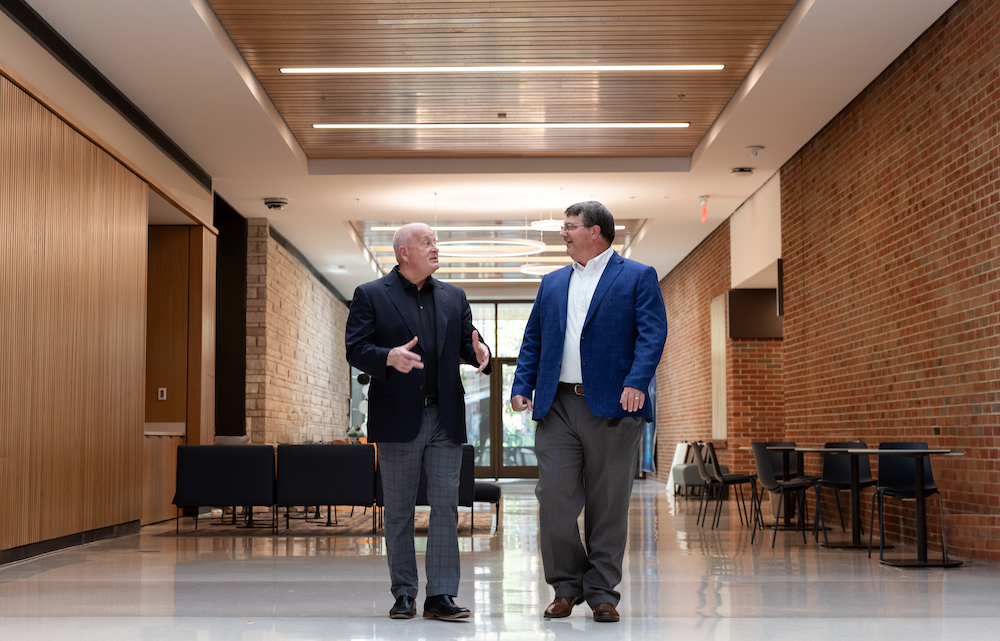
[559,246,615,384]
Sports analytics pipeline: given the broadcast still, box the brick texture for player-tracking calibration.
[246,218,351,445]
[780,0,1000,560]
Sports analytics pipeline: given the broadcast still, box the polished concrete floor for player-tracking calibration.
[1,480,997,640]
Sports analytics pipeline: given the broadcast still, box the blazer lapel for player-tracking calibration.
[433,278,448,357]
[384,270,421,338]
[551,266,572,336]
[584,252,624,328]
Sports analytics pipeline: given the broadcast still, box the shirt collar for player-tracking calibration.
[572,245,615,273]
[395,265,435,290]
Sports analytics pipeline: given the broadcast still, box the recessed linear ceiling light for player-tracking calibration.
[282,65,724,74]
[315,123,688,130]
[370,224,625,232]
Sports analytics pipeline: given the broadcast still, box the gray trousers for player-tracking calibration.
[535,389,643,607]
[377,407,462,599]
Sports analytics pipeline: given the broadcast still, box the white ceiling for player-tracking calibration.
[23,0,956,299]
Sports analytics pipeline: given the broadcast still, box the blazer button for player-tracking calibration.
[419,385,424,391]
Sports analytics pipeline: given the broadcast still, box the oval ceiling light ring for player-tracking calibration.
[436,238,547,257]
[529,219,564,232]
[520,264,563,275]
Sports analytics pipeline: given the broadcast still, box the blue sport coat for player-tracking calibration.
[511,251,667,421]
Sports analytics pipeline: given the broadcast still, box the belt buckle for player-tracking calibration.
[424,395,437,407]
[572,384,584,396]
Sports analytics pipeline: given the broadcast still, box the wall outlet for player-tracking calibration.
[157,388,167,401]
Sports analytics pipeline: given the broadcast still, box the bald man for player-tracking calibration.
[346,223,491,620]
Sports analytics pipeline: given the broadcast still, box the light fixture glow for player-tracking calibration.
[436,238,546,257]
[439,278,543,283]
[520,264,564,275]
[529,220,564,232]
[316,122,688,130]
[282,65,724,74]
[370,224,625,232]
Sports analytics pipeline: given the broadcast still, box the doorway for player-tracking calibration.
[462,302,538,479]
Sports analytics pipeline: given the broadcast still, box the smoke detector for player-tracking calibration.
[263,197,288,210]
[730,168,754,177]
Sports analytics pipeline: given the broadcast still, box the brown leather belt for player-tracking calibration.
[557,382,585,396]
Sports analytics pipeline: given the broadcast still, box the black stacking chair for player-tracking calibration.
[764,441,799,479]
[690,443,720,527]
[868,442,950,562]
[750,442,828,547]
[820,441,876,532]
[703,441,757,530]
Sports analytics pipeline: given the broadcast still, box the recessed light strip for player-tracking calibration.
[315,123,688,130]
[282,65,724,74]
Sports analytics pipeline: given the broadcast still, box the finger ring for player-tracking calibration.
[634,396,640,400]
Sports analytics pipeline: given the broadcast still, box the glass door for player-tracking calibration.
[494,358,537,478]
[462,301,539,478]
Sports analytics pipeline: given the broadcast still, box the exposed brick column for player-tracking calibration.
[246,218,269,444]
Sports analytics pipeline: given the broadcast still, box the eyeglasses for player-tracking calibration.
[559,223,589,232]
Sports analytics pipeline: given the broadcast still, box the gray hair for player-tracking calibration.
[564,201,615,244]
[392,222,431,262]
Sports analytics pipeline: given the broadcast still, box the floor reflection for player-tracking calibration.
[0,479,997,639]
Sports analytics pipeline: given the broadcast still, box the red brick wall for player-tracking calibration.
[781,0,1000,560]
[654,221,730,483]
[728,340,785,474]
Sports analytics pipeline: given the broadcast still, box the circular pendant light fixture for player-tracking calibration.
[519,263,563,275]
[529,219,563,232]
[436,238,547,257]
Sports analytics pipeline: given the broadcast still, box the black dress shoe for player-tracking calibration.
[422,594,470,620]
[389,595,416,619]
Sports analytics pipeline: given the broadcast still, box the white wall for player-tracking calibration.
[730,172,781,289]
[0,11,213,224]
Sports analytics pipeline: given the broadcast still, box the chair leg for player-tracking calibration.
[772,491,784,548]
[736,484,748,528]
[712,485,724,529]
[878,494,885,562]
[698,482,710,527]
[833,489,846,532]
[814,485,829,546]
[797,490,807,544]
[938,494,950,564]
[868,493,876,558]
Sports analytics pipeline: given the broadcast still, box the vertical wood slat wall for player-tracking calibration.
[188,227,217,446]
[0,73,147,550]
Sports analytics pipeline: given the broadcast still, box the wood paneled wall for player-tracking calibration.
[142,436,182,525]
[146,228,190,423]
[0,73,147,551]
[188,227,217,446]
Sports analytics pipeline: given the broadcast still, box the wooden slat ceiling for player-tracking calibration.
[208,1,796,158]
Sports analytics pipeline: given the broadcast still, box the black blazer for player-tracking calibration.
[345,269,491,444]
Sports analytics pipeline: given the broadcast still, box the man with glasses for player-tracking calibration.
[346,222,491,620]
[511,201,667,623]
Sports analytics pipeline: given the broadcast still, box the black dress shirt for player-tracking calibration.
[396,267,438,396]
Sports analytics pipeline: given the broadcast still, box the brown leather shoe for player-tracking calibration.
[543,595,585,619]
[593,602,620,623]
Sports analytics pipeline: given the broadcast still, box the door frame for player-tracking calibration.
[474,357,538,479]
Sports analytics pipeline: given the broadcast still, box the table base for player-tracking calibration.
[879,559,962,568]
[823,542,892,550]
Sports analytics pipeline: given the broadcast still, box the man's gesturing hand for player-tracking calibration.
[472,330,490,374]
[387,336,423,373]
[511,395,534,413]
